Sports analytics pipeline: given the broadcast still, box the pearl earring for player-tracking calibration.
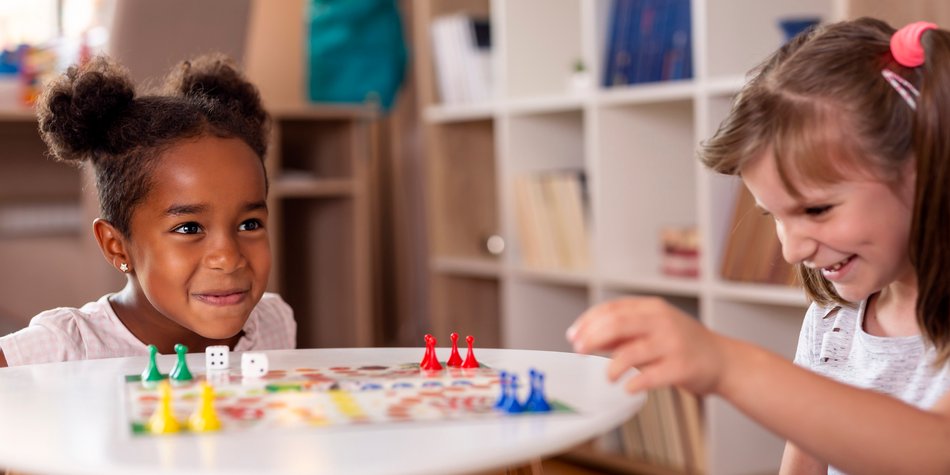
[119,263,129,273]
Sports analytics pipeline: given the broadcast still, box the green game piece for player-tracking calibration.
[142,344,163,382]
[169,343,193,382]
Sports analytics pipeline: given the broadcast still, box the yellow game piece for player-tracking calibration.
[188,382,222,432]
[148,380,181,434]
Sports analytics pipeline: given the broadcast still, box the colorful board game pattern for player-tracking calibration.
[124,363,573,436]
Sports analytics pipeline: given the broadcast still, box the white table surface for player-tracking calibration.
[0,347,644,475]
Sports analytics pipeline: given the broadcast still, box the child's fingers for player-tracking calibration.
[567,299,654,353]
[607,338,659,381]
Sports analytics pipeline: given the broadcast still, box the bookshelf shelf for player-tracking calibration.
[272,177,355,198]
[424,102,496,123]
[712,281,809,308]
[412,0,843,473]
[504,94,587,116]
[431,256,503,278]
[511,266,591,288]
[601,276,701,299]
[597,80,697,107]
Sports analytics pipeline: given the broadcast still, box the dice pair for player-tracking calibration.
[205,345,269,378]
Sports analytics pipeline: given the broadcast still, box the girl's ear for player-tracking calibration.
[93,218,132,274]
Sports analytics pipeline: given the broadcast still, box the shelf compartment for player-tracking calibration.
[430,273,501,348]
[274,118,360,180]
[704,299,805,475]
[278,197,370,349]
[429,119,499,259]
[503,279,589,351]
[501,0,584,99]
[594,99,697,284]
[703,0,834,79]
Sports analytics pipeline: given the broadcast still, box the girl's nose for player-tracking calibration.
[777,220,817,265]
[205,233,246,272]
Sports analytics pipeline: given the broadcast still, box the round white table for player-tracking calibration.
[0,347,644,475]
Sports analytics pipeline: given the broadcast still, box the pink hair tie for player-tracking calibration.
[891,21,938,67]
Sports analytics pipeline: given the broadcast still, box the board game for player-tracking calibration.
[123,362,574,436]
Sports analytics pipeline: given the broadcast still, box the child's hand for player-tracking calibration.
[566,297,728,395]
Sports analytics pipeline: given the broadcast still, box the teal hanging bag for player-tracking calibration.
[307,0,407,111]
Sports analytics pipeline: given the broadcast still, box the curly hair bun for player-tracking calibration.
[162,53,266,130]
[36,56,136,163]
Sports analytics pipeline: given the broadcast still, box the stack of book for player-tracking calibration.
[513,171,590,271]
[429,14,492,105]
[720,186,797,285]
[621,387,706,473]
[603,0,693,86]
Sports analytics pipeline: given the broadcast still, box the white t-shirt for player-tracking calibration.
[0,292,296,366]
[794,300,950,474]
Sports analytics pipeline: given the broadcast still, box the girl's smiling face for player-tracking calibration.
[124,135,270,340]
[741,151,916,303]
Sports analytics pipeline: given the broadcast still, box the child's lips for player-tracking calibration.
[194,289,249,306]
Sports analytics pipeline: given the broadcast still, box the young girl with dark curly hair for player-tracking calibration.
[0,54,296,367]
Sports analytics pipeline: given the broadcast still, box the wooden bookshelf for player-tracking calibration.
[411,1,844,474]
[0,104,378,349]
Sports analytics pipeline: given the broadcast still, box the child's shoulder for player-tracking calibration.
[245,292,296,350]
[30,294,117,328]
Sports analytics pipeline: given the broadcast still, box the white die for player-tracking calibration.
[205,345,230,372]
[241,352,268,378]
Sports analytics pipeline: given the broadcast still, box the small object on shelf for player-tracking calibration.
[169,344,193,382]
[241,353,269,378]
[484,234,505,256]
[188,382,222,432]
[205,345,229,373]
[446,332,463,367]
[569,59,592,93]
[660,226,699,278]
[141,344,163,383]
[148,380,180,434]
[778,16,821,42]
[461,335,480,368]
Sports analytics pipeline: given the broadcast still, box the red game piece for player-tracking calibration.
[421,335,443,371]
[461,335,480,368]
[446,332,463,367]
[421,334,433,366]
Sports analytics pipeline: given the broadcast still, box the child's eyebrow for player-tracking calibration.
[164,201,267,216]
[245,200,268,212]
[165,203,207,216]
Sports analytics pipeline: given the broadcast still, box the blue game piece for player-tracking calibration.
[524,369,552,412]
[500,374,523,413]
[494,371,509,409]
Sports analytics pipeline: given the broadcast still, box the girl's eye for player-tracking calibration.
[173,222,202,234]
[804,205,832,216]
[239,219,263,231]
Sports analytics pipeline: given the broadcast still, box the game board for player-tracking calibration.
[123,363,574,436]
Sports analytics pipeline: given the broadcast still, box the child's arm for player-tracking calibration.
[779,442,826,475]
[567,297,950,475]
